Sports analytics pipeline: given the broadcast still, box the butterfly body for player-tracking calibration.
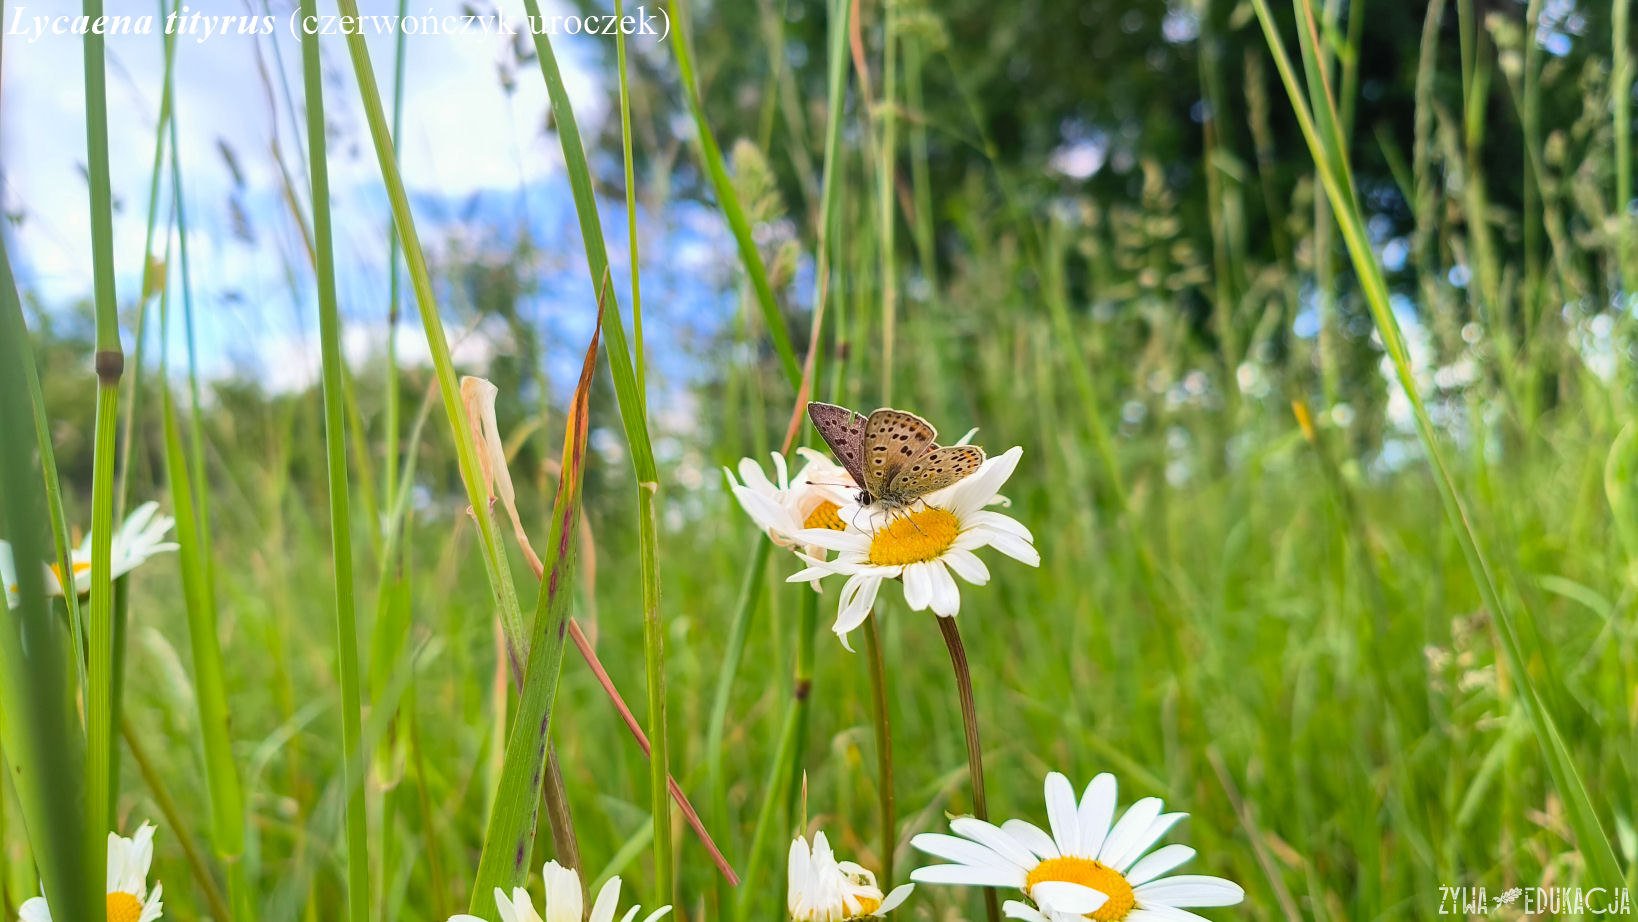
[807,402,985,512]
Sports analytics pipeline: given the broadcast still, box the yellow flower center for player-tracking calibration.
[867,507,959,566]
[48,560,91,584]
[1025,857,1136,921]
[107,891,144,922]
[803,500,846,531]
[793,893,881,921]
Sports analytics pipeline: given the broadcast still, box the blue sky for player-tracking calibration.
[2,0,738,393]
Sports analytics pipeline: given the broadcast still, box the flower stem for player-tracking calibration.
[937,615,1000,922]
[863,613,896,886]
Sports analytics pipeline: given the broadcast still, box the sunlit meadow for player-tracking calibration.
[2,0,1636,920]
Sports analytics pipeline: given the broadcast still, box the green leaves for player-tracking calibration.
[298,2,371,919]
[0,232,98,922]
[469,319,600,913]
[1252,0,1626,888]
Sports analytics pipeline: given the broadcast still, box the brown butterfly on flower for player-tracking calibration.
[806,402,985,513]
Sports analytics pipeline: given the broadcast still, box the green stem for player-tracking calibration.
[707,536,772,836]
[0,233,98,922]
[298,7,371,921]
[863,613,896,886]
[669,0,802,389]
[1616,0,1634,292]
[937,615,999,922]
[736,587,819,921]
[877,4,898,404]
[81,0,122,883]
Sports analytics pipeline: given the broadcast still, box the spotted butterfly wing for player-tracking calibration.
[885,445,986,502]
[806,402,870,494]
[861,409,940,503]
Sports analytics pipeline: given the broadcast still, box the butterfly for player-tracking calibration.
[807,402,986,512]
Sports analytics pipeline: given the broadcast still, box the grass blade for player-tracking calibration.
[80,0,123,882]
[1251,0,1625,885]
[669,0,802,389]
[511,7,674,898]
[298,5,371,920]
[469,319,599,913]
[0,234,98,922]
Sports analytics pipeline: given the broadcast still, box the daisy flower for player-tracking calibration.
[724,449,858,558]
[910,771,1243,922]
[20,821,165,922]
[448,860,671,922]
[785,447,1038,649]
[788,831,914,921]
[2,502,179,608]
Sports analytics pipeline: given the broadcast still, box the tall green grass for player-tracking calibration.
[4,2,1637,921]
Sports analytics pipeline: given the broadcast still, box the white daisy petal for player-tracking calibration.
[738,457,775,492]
[879,883,915,913]
[908,861,1029,888]
[1044,772,1083,856]
[588,877,623,922]
[1097,797,1163,867]
[1110,812,1187,872]
[942,548,991,585]
[789,831,895,919]
[796,528,873,553]
[986,532,1041,566]
[1003,901,1051,922]
[1001,819,1061,860]
[912,832,1025,870]
[1126,844,1196,886]
[949,817,1042,870]
[833,575,882,650]
[902,562,934,611]
[968,509,1035,542]
[927,561,961,616]
[1127,908,1212,922]
[1030,881,1109,914]
[1134,875,1246,908]
[1077,773,1118,858]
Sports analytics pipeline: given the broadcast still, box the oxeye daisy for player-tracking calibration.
[910,771,1244,922]
[447,860,671,922]
[785,446,1037,649]
[724,449,858,558]
[19,821,165,922]
[1,502,179,608]
[788,831,914,921]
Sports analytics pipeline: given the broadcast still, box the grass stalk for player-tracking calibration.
[81,0,123,882]
[669,0,802,389]
[876,2,899,404]
[706,536,771,842]
[735,587,819,921]
[157,267,253,921]
[1252,0,1625,886]
[297,7,371,921]
[936,615,999,922]
[466,323,599,913]
[863,614,895,886]
[509,3,675,898]
[0,236,98,922]
[122,716,233,922]
[1616,0,1635,293]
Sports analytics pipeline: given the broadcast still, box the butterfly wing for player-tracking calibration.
[884,445,986,500]
[862,409,939,500]
[807,402,870,489]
